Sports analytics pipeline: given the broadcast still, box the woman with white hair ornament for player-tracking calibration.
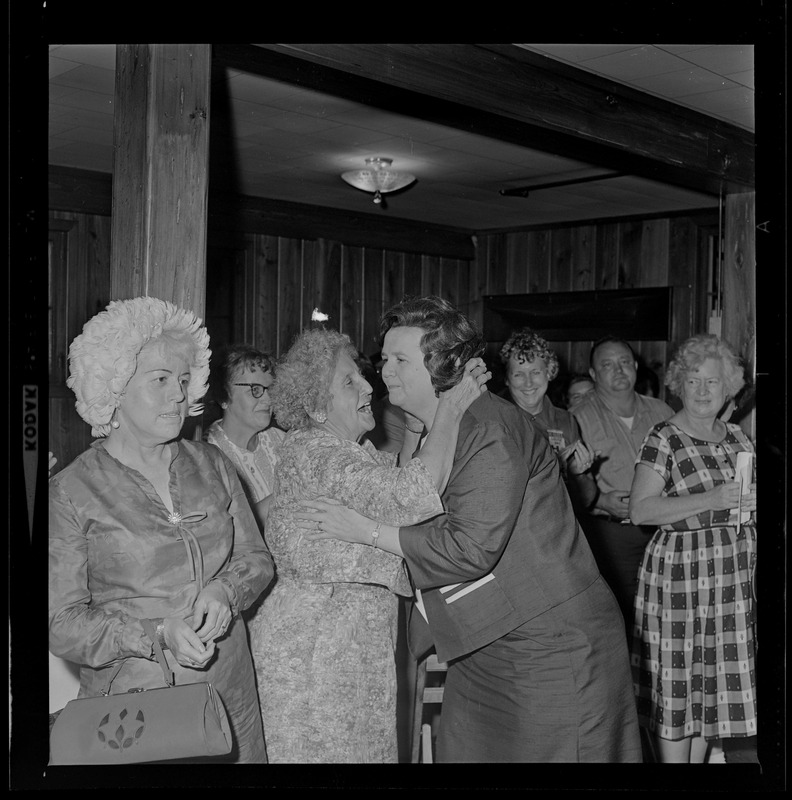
[48,296,274,763]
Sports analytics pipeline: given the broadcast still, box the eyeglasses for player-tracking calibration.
[233,383,269,399]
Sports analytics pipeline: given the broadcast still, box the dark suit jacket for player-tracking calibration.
[400,391,600,664]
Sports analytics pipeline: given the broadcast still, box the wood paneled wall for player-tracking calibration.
[472,217,711,393]
[48,211,113,474]
[49,204,718,472]
[205,235,470,360]
[205,215,712,408]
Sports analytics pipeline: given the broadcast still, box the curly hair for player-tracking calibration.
[67,296,211,437]
[270,328,358,430]
[379,295,485,395]
[499,327,560,381]
[665,334,745,398]
[208,343,275,407]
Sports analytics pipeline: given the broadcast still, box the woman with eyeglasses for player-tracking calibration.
[204,344,286,530]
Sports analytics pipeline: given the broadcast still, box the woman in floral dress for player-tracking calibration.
[251,328,488,763]
[628,334,757,762]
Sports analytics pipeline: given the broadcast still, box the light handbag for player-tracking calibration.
[49,618,232,765]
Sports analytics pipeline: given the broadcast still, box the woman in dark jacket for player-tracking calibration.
[296,296,642,763]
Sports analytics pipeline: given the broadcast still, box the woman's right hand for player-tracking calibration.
[293,498,369,546]
[160,616,216,669]
[437,357,491,413]
[707,480,745,511]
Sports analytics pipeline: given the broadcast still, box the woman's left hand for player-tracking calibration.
[294,498,372,545]
[191,582,234,644]
[160,617,216,669]
[466,357,491,390]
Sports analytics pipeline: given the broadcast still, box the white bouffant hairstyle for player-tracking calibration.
[66,296,211,437]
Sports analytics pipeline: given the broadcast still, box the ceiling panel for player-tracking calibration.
[515,43,755,132]
[48,44,755,231]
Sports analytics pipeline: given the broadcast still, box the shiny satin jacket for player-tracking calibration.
[48,439,274,696]
[400,391,601,664]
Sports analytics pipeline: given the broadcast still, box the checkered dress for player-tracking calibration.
[630,420,757,742]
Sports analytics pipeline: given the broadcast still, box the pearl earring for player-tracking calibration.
[315,411,327,423]
[110,418,120,429]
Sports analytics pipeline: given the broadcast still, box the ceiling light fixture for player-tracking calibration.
[341,157,416,205]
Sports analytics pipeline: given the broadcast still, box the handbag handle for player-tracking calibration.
[141,618,175,687]
[100,619,175,695]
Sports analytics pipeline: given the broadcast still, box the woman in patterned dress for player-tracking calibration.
[204,344,286,530]
[251,327,489,763]
[628,334,757,763]
[49,297,274,762]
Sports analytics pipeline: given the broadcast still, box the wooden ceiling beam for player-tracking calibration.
[214,43,754,196]
[48,165,474,259]
[209,193,476,260]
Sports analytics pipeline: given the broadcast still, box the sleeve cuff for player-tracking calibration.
[210,575,241,618]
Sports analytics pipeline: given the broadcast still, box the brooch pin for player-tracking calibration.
[166,511,207,525]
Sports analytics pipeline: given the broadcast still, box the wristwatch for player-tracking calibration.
[371,522,382,548]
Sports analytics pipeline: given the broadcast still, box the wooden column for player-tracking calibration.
[721,191,756,439]
[110,44,211,317]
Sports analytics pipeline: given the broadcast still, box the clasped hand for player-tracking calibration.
[159,582,233,669]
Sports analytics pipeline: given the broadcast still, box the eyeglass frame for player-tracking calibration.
[233,383,270,399]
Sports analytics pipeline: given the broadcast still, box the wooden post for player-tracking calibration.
[110,44,211,317]
[721,191,756,439]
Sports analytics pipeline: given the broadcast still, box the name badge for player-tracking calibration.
[547,428,566,452]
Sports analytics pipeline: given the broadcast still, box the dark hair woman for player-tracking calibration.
[296,295,642,763]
